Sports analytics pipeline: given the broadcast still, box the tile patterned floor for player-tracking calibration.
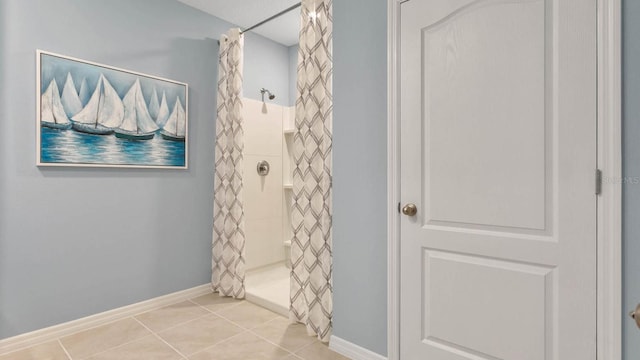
[0,293,349,360]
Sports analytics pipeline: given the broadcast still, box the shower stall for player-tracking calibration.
[242,93,296,316]
[213,0,333,341]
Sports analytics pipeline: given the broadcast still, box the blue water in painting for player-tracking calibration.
[41,127,185,167]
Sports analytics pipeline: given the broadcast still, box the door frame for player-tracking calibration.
[386,0,622,359]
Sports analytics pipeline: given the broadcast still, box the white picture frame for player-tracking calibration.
[36,50,189,169]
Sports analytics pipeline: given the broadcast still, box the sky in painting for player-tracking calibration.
[40,52,187,111]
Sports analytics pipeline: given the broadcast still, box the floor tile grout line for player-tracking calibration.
[140,308,225,336]
[203,302,312,358]
[292,338,325,358]
[0,295,215,359]
[203,310,256,331]
[133,300,219,334]
[187,297,245,314]
[243,317,319,356]
[132,317,189,359]
[136,302,268,359]
[52,296,203,359]
[244,327,301,357]
[185,330,250,358]
[188,296,312,356]
[55,314,148,346]
[187,292,315,359]
[254,315,286,327]
[186,300,220,317]
[209,306,282,333]
[57,339,73,360]
[4,294,312,360]
[188,303,297,357]
[63,316,156,360]
[185,299,262,332]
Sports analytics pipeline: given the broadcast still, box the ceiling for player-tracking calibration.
[177,0,301,47]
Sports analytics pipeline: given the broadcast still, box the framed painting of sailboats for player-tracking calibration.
[36,50,189,169]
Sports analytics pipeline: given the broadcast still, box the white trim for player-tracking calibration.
[244,293,288,318]
[386,0,622,359]
[0,284,211,355]
[330,335,388,360]
[596,0,622,359]
[386,1,402,360]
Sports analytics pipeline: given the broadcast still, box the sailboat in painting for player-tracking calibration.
[78,77,91,106]
[114,79,159,140]
[71,74,124,135]
[60,73,82,117]
[41,79,72,130]
[148,87,160,120]
[160,97,186,142]
[155,91,170,127]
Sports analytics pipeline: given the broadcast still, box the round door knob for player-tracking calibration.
[402,203,417,216]
[630,303,640,329]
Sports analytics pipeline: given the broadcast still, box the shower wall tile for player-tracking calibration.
[244,98,284,157]
[282,189,294,244]
[244,154,283,221]
[282,105,296,186]
[245,216,286,270]
[243,98,286,271]
[244,151,284,269]
[283,105,295,131]
[282,105,296,253]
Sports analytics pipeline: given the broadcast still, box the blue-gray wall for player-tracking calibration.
[0,0,291,340]
[332,0,388,356]
[288,45,299,106]
[333,0,640,358]
[244,34,291,107]
[622,0,640,358]
[3,0,636,358]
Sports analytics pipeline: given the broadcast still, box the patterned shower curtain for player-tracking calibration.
[212,28,246,299]
[290,0,333,343]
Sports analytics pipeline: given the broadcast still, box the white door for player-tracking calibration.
[400,0,597,359]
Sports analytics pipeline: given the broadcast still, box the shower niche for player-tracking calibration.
[242,96,296,316]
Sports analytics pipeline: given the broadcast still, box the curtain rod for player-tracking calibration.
[241,2,301,34]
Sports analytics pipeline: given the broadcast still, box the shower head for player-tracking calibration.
[260,88,276,101]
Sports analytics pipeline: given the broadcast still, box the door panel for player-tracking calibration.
[424,0,546,232]
[400,0,597,359]
[424,250,552,360]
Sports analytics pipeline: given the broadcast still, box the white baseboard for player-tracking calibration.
[329,335,388,360]
[0,284,212,355]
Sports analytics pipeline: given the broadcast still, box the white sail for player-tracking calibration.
[99,76,126,128]
[72,76,102,125]
[121,79,159,133]
[148,87,160,120]
[78,77,91,106]
[41,79,70,125]
[60,73,82,117]
[155,92,170,127]
[120,82,137,132]
[162,97,186,137]
[41,81,55,123]
[71,74,124,127]
[176,98,186,137]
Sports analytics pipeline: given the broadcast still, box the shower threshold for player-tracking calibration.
[245,262,290,317]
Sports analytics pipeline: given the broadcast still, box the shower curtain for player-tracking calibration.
[212,28,246,299]
[290,0,333,342]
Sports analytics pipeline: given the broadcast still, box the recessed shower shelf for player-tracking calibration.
[283,129,295,135]
[283,183,293,190]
